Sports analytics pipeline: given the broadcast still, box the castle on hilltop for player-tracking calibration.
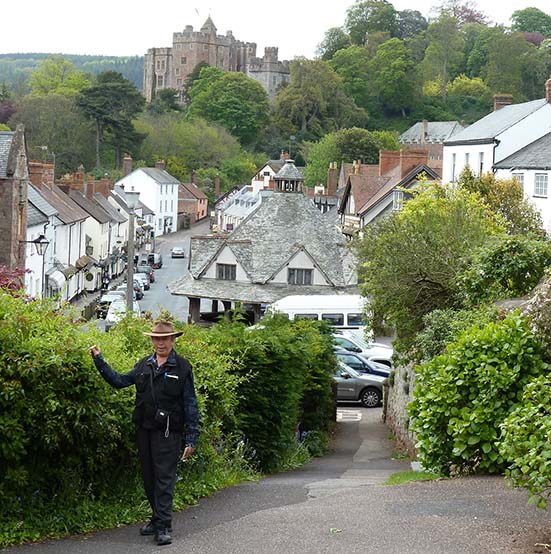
[143,16,290,102]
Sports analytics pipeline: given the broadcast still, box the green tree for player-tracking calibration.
[316,27,352,60]
[421,14,465,100]
[345,0,398,45]
[77,71,144,168]
[457,168,544,235]
[330,46,371,110]
[434,0,489,25]
[511,7,551,37]
[396,9,428,39]
[369,38,415,115]
[188,70,269,147]
[147,88,182,114]
[302,127,399,187]
[355,182,505,349]
[29,55,91,97]
[482,32,533,99]
[9,94,96,175]
[273,58,367,141]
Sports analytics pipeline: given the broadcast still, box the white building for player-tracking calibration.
[494,132,551,232]
[442,89,551,184]
[114,163,178,238]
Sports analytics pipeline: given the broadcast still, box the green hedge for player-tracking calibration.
[0,291,336,545]
[408,312,548,476]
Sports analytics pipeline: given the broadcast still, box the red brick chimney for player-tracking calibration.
[155,160,166,170]
[28,160,55,189]
[493,94,513,111]
[546,75,551,103]
[378,151,400,176]
[96,176,111,198]
[267,177,275,190]
[214,174,221,198]
[122,154,133,176]
[326,162,338,196]
[400,149,428,178]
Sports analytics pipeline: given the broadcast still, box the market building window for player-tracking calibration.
[287,268,313,285]
[216,263,236,280]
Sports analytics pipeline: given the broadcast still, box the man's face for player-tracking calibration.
[151,335,175,358]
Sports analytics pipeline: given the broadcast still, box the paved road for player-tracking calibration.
[5,407,551,554]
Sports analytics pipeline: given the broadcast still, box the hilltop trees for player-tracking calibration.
[29,55,91,97]
[77,71,144,168]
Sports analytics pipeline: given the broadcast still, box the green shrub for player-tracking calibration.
[410,305,498,363]
[499,375,551,508]
[457,235,551,305]
[408,312,548,475]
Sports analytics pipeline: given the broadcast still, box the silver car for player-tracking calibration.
[334,361,386,408]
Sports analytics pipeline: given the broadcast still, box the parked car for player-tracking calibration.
[105,299,141,332]
[334,361,386,408]
[171,246,186,258]
[334,349,390,377]
[147,252,163,269]
[134,272,150,291]
[115,284,142,301]
[136,264,155,283]
[96,291,126,319]
[333,331,393,368]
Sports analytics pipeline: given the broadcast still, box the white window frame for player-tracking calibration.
[534,173,548,198]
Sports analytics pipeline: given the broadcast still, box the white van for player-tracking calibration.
[268,294,366,329]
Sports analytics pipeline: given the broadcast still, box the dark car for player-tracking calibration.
[136,264,155,283]
[335,349,390,377]
[334,362,385,408]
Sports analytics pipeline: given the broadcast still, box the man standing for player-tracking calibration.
[90,320,200,546]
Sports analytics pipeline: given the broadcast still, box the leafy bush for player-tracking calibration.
[499,375,551,508]
[410,305,498,364]
[408,312,548,475]
[457,235,551,305]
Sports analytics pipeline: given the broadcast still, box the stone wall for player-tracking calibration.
[384,363,418,457]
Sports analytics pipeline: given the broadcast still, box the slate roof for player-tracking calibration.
[138,168,180,185]
[28,184,57,218]
[183,192,356,287]
[0,131,14,178]
[36,185,88,224]
[445,99,547,145]
[400,121,463,144]
[494,132,551,169]
[67,190,111,224]
[27,203,48,227]
[93,193,127,223]
[275,161,304,180]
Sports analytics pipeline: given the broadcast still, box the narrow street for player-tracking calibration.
[5,408,551,554]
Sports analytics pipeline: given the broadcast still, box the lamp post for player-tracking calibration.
[125,188,140,312]
[22,234,50,297]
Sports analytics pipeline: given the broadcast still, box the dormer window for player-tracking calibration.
[217,263,236,280]
[392,190,404,211]
[288,268,312,285]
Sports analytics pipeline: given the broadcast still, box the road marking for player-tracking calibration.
[337,409,363,422]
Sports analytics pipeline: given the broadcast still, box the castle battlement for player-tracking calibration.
[144,17,290,103]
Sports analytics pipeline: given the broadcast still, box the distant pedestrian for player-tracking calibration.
[90,320,200,546]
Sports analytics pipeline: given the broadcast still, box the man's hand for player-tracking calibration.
[90,345,101,358]
[181,445,196,461]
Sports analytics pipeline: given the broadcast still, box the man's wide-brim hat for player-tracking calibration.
[144,321,183,338]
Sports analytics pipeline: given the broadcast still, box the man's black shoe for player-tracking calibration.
[139,522,156,536]
[156,529,172,546]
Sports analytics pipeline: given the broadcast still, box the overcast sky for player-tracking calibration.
[1,0,551,60]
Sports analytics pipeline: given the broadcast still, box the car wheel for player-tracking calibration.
[360,387,381,408]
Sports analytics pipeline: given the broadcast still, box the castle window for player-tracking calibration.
[176,78,182,86]
[288,268,313,286]
[181,57,187,64]
[156,60,161,70]
[175,67,180,75]
[216,264,236,280]
[203,44,209,51]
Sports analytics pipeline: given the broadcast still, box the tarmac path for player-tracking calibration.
[4,407,551,554]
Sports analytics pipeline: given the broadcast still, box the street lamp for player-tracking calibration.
[125,188,140,312]
[22,234,50,297]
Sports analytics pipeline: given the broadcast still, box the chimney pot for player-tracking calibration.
[546,76,551,103]
[122,154,133,176]
[493,94,513,111]
[155,159,166,170]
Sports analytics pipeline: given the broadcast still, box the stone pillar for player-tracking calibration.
[188,297,201,324]
[222,300,232,321]
[252,303,262,323]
